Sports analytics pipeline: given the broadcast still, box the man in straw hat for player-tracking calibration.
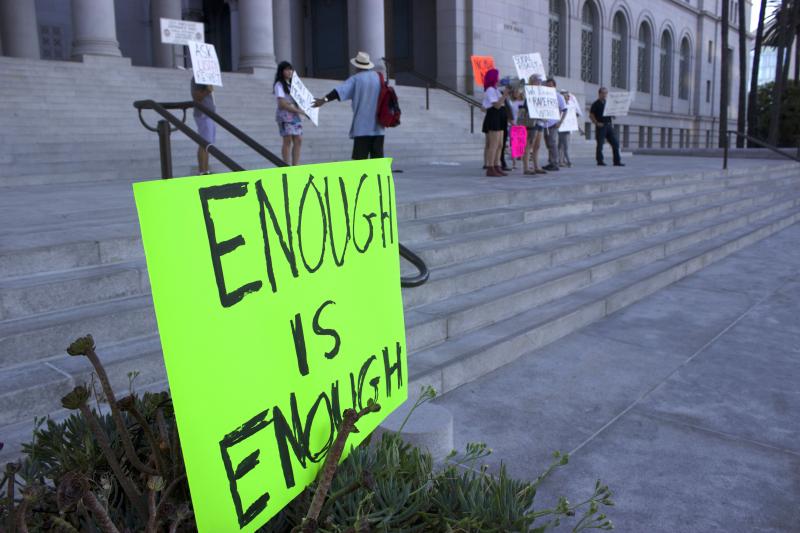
[314,51,385,160]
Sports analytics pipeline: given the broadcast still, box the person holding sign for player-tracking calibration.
[190,77,216,175]
[273,61,306,166]
[558,91,583,168]
[481,68,508,177]
[519,75,547,175]
[542,78,568,172]
[313,51,385,160]
[590,87,624,167]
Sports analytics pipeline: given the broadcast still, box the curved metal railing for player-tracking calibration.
[133,99,429,288]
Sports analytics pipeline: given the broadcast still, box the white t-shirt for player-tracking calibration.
[274,81,288,100]
[482,86,500,109]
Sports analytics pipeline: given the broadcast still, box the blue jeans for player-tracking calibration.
[595,124,621,165]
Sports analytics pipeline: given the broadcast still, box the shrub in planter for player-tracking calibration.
[0,337,614,532]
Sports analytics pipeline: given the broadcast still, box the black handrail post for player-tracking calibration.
[425,83,430,110]
[470,105,474,134]
[157,119,173,179]
[723,131,729,170]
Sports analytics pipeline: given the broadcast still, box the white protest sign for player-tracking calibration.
[290,72,319,126]
[603,91,633,116]
[559,94,582,132]
[524,86,560,120]
[188,40,222,87]
[512,53,546,81]
[160,18,204,46]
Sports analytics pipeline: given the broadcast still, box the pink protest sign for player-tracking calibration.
[510,125,527,159]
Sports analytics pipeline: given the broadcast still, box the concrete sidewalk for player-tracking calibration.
[433,223,800,532]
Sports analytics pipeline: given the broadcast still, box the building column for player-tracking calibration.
[0,0,41,59]
[71,0,122,58]
[273,0,291,64]
[238,0,275,72]
[353,0,385,67]
[151,0,182,67]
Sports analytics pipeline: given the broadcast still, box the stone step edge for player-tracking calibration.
[402,162,800,221]
[4,168,792,285]
[3,181,797,333]
[404,190,800,349]
[407,208,800,396]
[401,171,799,246]
[407,179,800,270]
[400,167,798,235]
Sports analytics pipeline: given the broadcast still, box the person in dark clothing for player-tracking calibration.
[499,94,513,171]
[589,87,624,167]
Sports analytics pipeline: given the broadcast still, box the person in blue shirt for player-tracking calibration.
[313,51,385,160]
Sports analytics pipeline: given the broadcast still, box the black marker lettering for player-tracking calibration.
[271,393,307,489]
[290,312,308,376]
[303,391,335,462]
[256,176,298,293]
[312,300,340,360]
[352,174,375,253]
[377,174,394,247]
[297,175,327,273]
[324,176,351,266]
[382,341,404,398]
[199,183,262,308]
[219,409,273,528]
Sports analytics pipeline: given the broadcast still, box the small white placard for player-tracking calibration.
[559,94,582,132]
[188,40,222,87]
[160,18,204,46]
[524,86,560,120]
[603,91,633,116]
[290,72,319,126]
[512,53,546,81]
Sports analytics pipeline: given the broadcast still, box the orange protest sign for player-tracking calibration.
[471,55,495,88]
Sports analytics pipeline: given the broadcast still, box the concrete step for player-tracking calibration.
[2,175,795,369]
[2,172,787,321]
[409,206,800,395]
[404,190,800,353]
[1,188,798,428]
[401,178,798,309]
[405,175,799,270]
[0,259,148,320]
[0,334,166,428]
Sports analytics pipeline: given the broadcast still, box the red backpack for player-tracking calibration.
[377,72,401,128]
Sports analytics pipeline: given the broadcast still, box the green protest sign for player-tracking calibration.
[133,158,407,531]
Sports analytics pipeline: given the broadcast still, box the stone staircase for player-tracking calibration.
[2,158,799,459]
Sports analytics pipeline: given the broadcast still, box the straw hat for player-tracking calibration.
[350,51,375,70]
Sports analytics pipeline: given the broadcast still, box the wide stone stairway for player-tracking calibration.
[1,56,799,460]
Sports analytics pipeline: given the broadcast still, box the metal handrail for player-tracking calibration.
[383,57,482,108]
[382,57,481,133]
[132,98,429,288]
[723,130,800,169]
[134,99,286,168]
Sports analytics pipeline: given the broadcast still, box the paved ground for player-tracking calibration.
[434,222,800,532]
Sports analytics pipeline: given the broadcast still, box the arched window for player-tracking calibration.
[679,37,691,99]
[581,1,599,83]
[637,23,651,93]
[611,12,628,88]
[659,30,673,96]
[549,0,566,76]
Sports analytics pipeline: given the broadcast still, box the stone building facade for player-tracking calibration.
[0,0,751,148]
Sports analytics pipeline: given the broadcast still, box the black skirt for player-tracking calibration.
[482,106,505,133]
